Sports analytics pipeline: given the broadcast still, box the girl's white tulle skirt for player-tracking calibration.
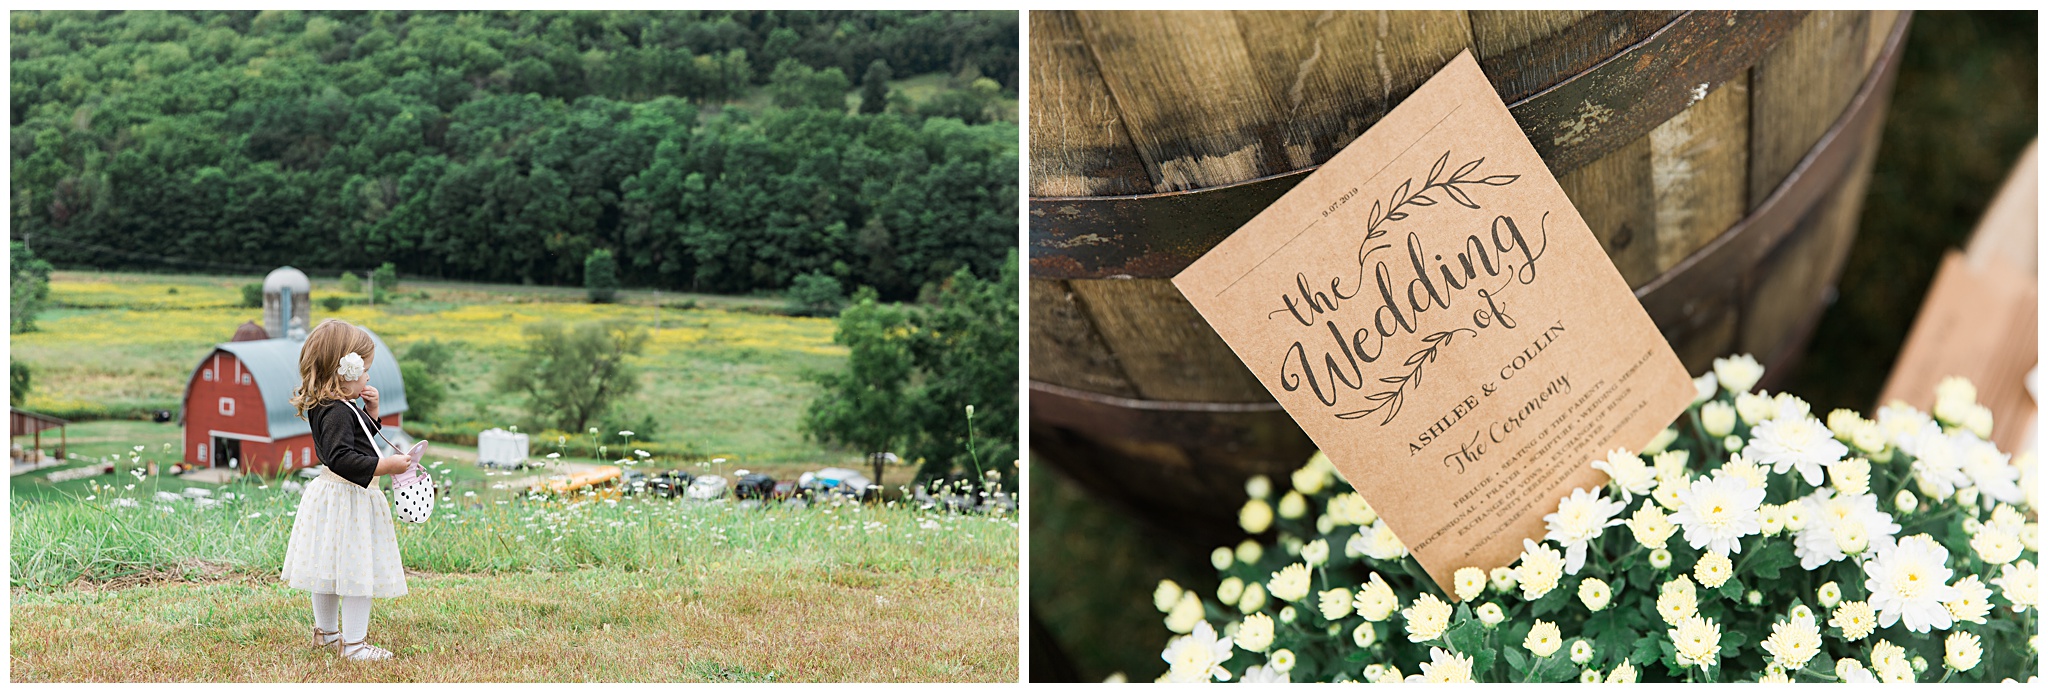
[279,469,409,598]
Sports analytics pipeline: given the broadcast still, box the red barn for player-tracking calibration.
[179,329,409,476]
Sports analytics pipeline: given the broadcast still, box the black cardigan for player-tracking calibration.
[309,400,383,488]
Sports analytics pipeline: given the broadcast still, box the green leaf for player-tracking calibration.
[1505,646,1529,676]
[1745,542,1797,580]
[1471,649,1498,681]
[1446,619,1486,655]
[1717,576,1744,601]
[1531,585,1570,617]
[1631,633,1663,673]
[1721,630,1748,650]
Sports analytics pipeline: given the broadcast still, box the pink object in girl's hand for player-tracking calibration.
[392,441,430,489]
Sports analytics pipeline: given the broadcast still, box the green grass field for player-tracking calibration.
[11,270,1017,682]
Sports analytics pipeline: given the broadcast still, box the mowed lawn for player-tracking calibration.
[11,565,1016,682]
[11,270,848,464]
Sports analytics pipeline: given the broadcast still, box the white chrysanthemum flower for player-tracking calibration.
[1714,354,1764,394]
[1301,538,1330,567]
[1701,401,1737,437]
[1513,539,1565,600]
[1476,602,1505,625]
[1271,648,1297,673]
[1401,593,1453,643]
[1878,401,1935,451]
[1653,449,1690,479]
[1649,548,1673,569]
[1759,503,1786,536]
[1154,580,1185,613]
[1592,448,1657,501]
[1344,529,1371,559]
[336,351,366,382]
[1714,455,1769,490]
[1772,391,1812,421]
[1319,587,1353,620]
[1827,408,1865,440]
[1607,659,1638,683]
[1657,575,1699,626]
[1581,668,1602,683]
[1818,581,1842,608]
[1945,575,1994,625]
[1277,491,1308,519]
[1831,456,1873,496]
[1295,452,1333,492]
[1165,592,1205,633]
[1693,372,1719,403]
[1971,527,2024,565]
[1211,546,1235,571]
[1352,622,1377,648]
[1735,391,1776,426]
[1793,488,1900,570]
[1761,614,1823,670]
[1453,567,1486,603]
[1693,551,1732,588]
[1992,560,2036,612]
[1748,415,1846,486]
[1217,577,1245,604]
[1872,640,1912,681]
[1670,474,1765,555]
[1758,668,1791,683]
[1160,621,1235,682]
[1235,539,1264,566]
[1489,566,1516,594]
[1830,600,1878,640]
[1235,612,1274,652]
[1645,428,1679,455]
[1668,616,1722,669]
[1245,475,1272,500]
[1326,492,1377,526]
[1626,503,1677,548]
[1240,498,1274,533]
[1865,534,1962,633]
[1651,478,1687,512]
[1544,486,1627,574]
[1524,620,1562,657]
[1417,647,1474,683]
[1363,520,1408,561]
[1363,663,1402,684]
[1964,403,1994,439]
[1579,577,1612,611]
[1238,581,1268,614]
[1945,631,1983,672]
[1268,562,1312,603]
[1240,663,1288,683]
[1278,606,1296,623]
[1837,657,1878,683]
[1956,434,2023,504]
[1354,572,1398,621]
[1852,420,1888,454]
[1570,639,1594,665]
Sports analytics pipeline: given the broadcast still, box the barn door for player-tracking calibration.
[211,436,242,469]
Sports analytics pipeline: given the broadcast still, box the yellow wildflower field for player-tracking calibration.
[13,272,849,462]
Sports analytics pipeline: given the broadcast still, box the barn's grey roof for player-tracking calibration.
[180,329,408,440]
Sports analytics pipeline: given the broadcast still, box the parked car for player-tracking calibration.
[799,467,874,500]
[647,470,694,498]
[734,473,775,499]
[686,474,729,500]
[619,469,651,495]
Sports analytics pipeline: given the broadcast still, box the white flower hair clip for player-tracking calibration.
[337,352,367,382]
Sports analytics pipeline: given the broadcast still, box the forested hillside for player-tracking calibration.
[11,10,1018,300]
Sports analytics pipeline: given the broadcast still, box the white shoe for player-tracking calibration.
[336,637,394,661]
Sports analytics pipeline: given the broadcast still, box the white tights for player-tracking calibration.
[310,592,373,642]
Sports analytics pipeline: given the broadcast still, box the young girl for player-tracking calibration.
[279,319,415,661]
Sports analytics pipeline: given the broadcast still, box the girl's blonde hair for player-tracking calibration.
[291,318,377,418]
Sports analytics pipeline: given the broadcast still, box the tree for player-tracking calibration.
[585,248,620,303]
[10,242,53,333]
[339,271,362,293]
[398,339,456,421]
[859,59,892,114]
[11,361,32,400]
[767,58,851,111]
[241,283,263,308]
[905,256,1018,486]
[802,286,916,485]
[370,262,398,303]
[497,320,647,432]
[784,271,846,317]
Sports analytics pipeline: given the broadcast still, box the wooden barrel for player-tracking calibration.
[1029,10,1910,536]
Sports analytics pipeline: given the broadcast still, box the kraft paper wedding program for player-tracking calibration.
[1173,51,1695,594]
